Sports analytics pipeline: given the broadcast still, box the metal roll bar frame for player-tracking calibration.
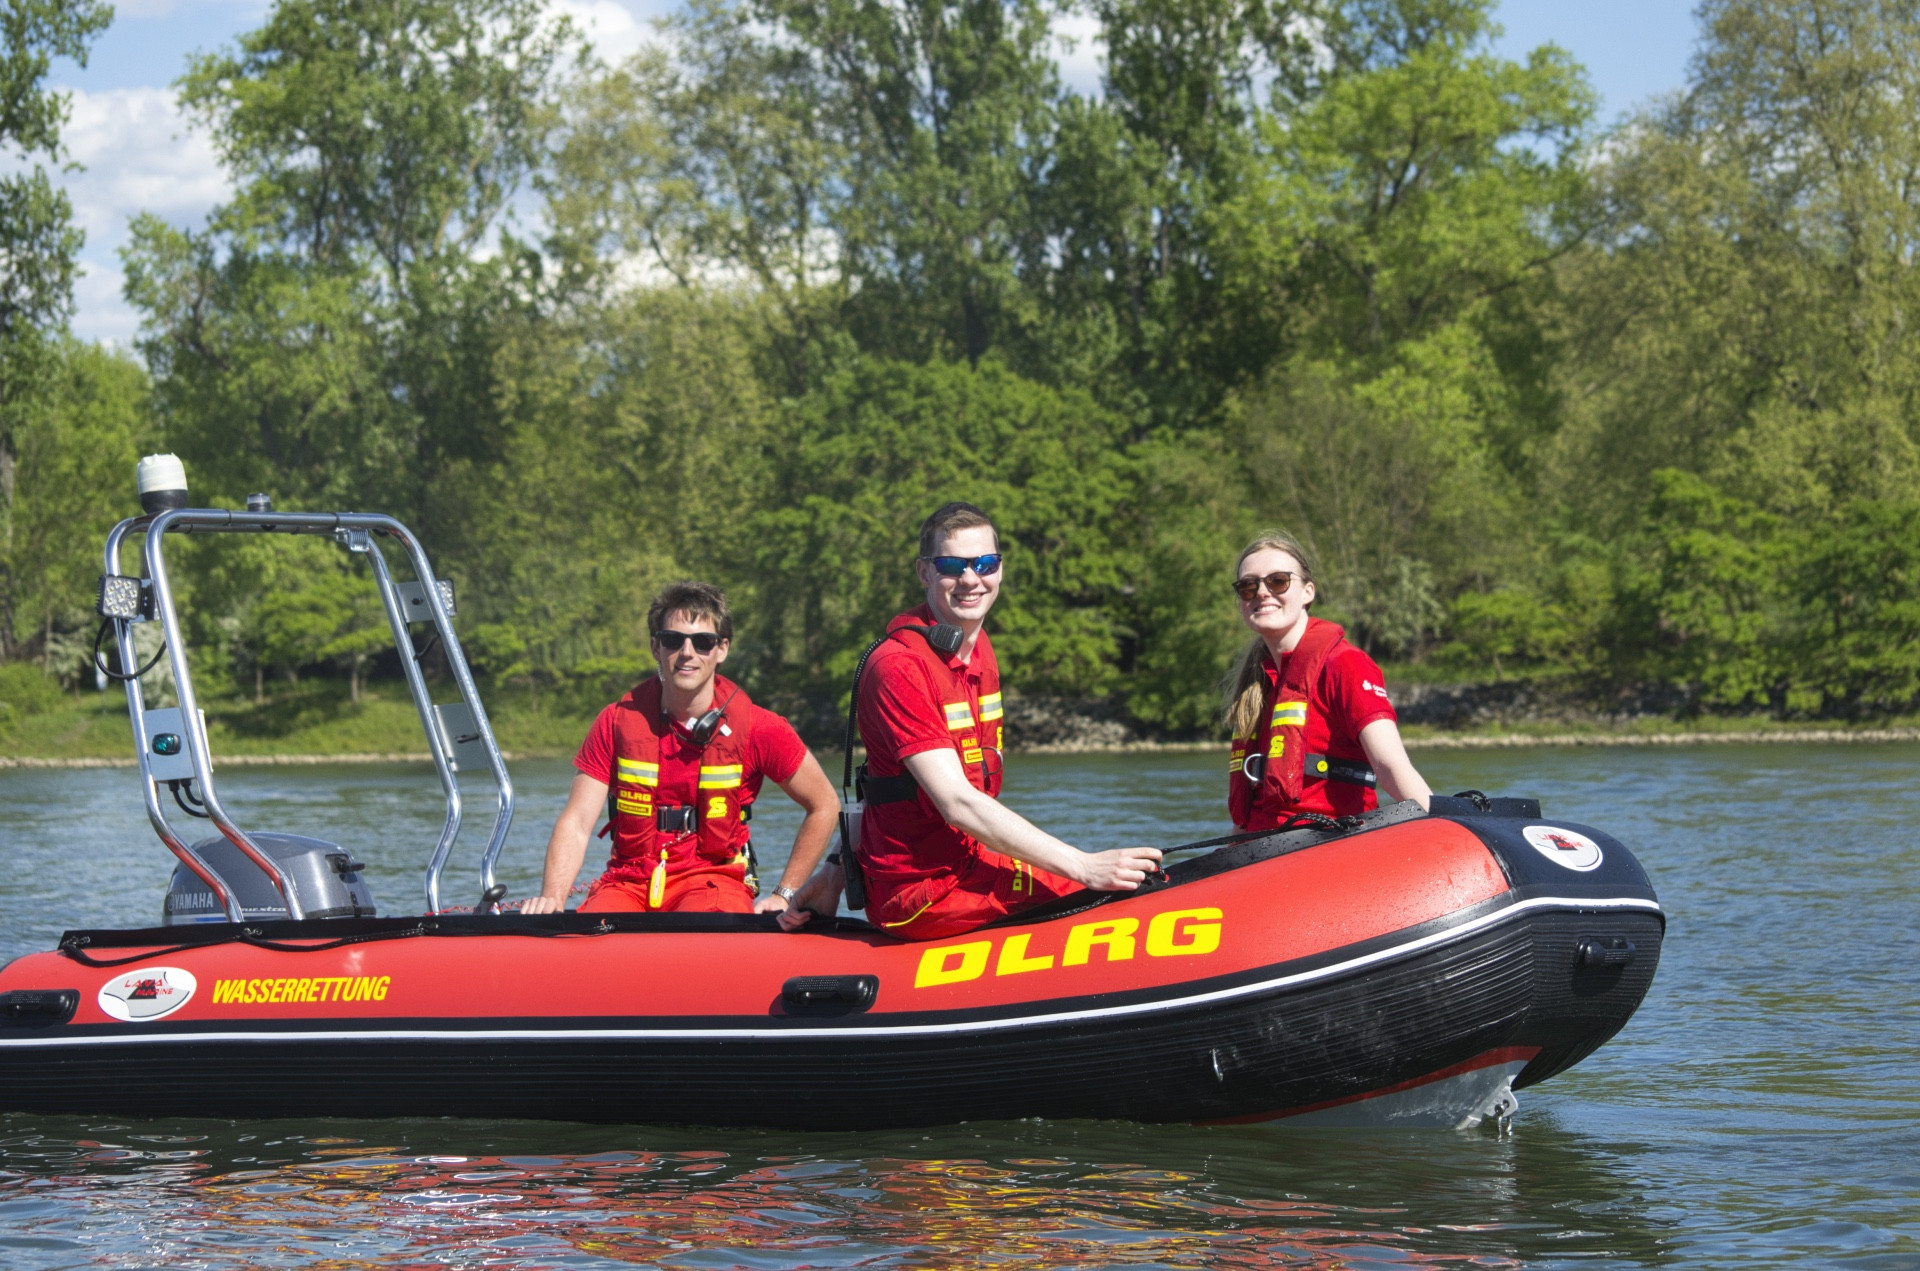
[103,507,515,919]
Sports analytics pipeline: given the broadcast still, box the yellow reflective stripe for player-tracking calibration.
[943,701,974,730]
[1271,700,1308,727]
[880,891,944,929]
[978,692,1004,721]
[615,758,659,786]
[698,765,744,789]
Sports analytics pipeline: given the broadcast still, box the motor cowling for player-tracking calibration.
[164,833,377,924]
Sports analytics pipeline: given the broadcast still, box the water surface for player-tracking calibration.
[2,744,1917,1268]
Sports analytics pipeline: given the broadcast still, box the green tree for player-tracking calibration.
[546,21,851,383]
[124,0,579,516]
[1036,0,1296,424]
[1631,469,1786,709]
[431,285,777,702]
[1548,0,1920,528]
[1782,499,1920,715]
[1195,0,1593,665]
[1221,0,1592,367]
[0,0,113,658]
[247,557,388,702]
[549,0,1064,374]
[0,342,154,668]
[741,356,1136,721]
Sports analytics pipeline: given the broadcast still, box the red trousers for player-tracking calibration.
[872,850,1079,941]
[581,869,755,914]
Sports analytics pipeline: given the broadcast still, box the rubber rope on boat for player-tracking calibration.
[55,815,1368,968]
[1160,811,1359,857]
[56,918,623,967]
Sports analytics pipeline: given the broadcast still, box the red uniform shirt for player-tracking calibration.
[856,605,1020,927]
[575,699,807,813]
[1245,642,1397,825]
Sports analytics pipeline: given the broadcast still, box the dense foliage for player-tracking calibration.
[0,0,111,661]
[7,0,1920,734]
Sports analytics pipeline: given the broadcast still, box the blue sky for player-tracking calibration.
[41,0,1702,344]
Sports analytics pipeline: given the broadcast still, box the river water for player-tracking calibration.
[1,744,1916,1269]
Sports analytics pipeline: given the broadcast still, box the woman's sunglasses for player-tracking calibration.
[654,630,723,654]
[1232,571,1297,602]
[925,553,1003,578]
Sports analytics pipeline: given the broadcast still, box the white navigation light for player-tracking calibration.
[137,454,189,515]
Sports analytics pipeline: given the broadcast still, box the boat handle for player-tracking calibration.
[1576,936,1637,969]
[781,975,879,1016]
[0,990,80,1027]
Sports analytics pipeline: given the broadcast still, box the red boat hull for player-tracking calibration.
[0,811,1663,1128]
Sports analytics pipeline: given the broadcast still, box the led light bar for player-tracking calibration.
[97,574,147,620]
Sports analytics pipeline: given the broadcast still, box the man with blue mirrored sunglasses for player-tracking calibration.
[782,502,1162,939]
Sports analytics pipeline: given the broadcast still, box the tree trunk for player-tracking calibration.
[0,430,14,661]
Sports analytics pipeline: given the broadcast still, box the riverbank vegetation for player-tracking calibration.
[7,0,1920,745]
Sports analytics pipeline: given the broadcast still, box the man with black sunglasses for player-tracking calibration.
[523,582,840,915]
[781,502,1162,940]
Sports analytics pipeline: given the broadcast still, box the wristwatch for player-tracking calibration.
[775,885,801,904]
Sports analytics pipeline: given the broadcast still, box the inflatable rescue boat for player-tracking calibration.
[0,470,1663,1130]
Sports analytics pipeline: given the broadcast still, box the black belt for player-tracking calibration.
[1242,753,1376,788]
[653,802,751,833]
[857,766,921,806]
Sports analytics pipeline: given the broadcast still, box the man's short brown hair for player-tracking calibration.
[648,581,733,641]
[918,501,998,558]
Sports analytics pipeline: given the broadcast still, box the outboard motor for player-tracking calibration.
[164,834,377,924]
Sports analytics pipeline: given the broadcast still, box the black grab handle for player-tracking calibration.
[781,974,878,1017]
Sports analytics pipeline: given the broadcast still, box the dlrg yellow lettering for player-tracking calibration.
[995,933,1053,975]
[1063,918,1137,966]
[914,941,992,987]
[912,909,1224,988]
[1146,908,1223,957]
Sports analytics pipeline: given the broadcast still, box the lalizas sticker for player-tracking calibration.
[97,966,198,1022]
[1522,825,1604,872]
[210,976,391,1006]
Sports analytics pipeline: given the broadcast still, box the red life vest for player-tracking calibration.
[876,609,1003,799]
[604,675,756,888]
[853,609,1006,923]
[1228,617,1369,827]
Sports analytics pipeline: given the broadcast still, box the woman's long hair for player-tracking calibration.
[1222,530,1318,739]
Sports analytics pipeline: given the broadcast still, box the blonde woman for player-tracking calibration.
[1225,532,1431,829]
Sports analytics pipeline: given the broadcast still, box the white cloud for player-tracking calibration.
[1052,9,1105,98]
[50,86,229,344]
[555,0,656,65]
[62,87,227,229]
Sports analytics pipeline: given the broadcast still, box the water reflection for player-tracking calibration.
[0,1114,1675,1269]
